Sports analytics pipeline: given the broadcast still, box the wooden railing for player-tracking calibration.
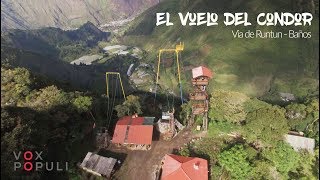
[191,79,209,85]
[189,92,207,100]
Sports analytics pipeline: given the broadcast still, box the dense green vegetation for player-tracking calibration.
[243,107,289,147]
[179,89,319,179]
[218,144,252,180]
[115,95,142,117]
[1,65,115,179]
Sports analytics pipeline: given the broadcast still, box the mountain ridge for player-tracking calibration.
[1,0,160,31]
[1,21,110,61]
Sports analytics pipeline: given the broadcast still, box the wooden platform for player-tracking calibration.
[191,79,209,86]
[189,92,208,100]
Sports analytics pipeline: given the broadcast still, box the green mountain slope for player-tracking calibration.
[1,22,110,62]
[0,46,136,94]
[121,0,319,101]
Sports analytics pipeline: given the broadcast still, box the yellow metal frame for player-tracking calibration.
[156,42,184,84]
[106,72,126,100]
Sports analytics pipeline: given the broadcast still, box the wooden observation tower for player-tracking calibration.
[189,66,213,131]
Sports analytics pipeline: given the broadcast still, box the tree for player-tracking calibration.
[13,68,33,85]
[285,98,319,144]
[218,144,252,180]
[179,101,192,125]
[250,161,277,180]
[72,96,92,113]
[243,106,289,147]
[31,85,69,110]
[1,67,33,106]
[209,90,249,124]
[290,150,318,180]
[304,99,319,144]
[262,141,300,178]
[286,103,308,131]
[1,107,48,179]
[243,98,272,113]
[115,95,142,117]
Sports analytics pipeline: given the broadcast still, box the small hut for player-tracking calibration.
[80,152,117,179]
[285,133,315,153]
[112,114,154,150]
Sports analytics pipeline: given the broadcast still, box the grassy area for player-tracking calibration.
[207,121,240,137]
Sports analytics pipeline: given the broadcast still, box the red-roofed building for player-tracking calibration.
[115,116,131,125]
[160,154,208,180]
[130,117,145,125]
[192,66,213,79]
[112,125,127,144]
[127,125,153,145]
[112,115,154,150]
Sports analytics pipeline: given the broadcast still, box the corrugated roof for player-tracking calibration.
[161,155,182,176]
[285,134,315,153]
[130,117,144,125]
[127,125,153,145]
[112,115,154,145]
[161,154,208,180]
[192,66,213,79]
[116,116,132,125]
[112,125,127,143]
[80,152,117,178]
[164,168,189,180]
[143,117,155,125]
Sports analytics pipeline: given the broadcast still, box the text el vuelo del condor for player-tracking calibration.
[156,12,313,26]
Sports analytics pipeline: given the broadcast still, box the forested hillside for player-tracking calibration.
[178,89,319,179]
[1,22,110,62]
[1,64,115,179]
[121,0,319,102]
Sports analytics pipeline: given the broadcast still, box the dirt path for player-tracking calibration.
[110,128,206,180]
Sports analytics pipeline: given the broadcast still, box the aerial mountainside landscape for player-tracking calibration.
[1,0,160,31]
[1,0,319,180]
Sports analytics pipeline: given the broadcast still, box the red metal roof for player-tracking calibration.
[192,66,213,79]
[112,116,153,145]
[130,117,144,125]
[127,125,153,145]
[116,116,131,125]
[161,154,208,180]
[112,125,127,144]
